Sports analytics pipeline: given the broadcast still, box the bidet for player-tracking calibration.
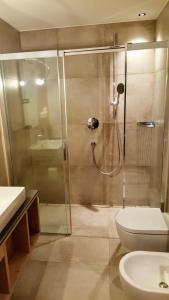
[119,251,169,300]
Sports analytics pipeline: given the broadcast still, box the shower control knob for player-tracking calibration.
[87,117,99,130]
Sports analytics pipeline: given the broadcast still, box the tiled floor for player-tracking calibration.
[11,207,127,300]
[71,205,120,238]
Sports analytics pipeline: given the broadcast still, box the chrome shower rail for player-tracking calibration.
[61,45,125,56]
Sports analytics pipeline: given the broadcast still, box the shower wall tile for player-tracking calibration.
[69,166,104,205]
[0,18,20,53]
[124,166,159,206]
[155,2,169,211]
[57,24,105,50]
[12,129,32,180]
[155,48,168,72]
[126,73,155,122]
[20,29,58,51]
[153,70,167,119]
[20,21,156,51]
[66,78,103,124]
[32,165,65,204]
[65,52,125,79]
[125,123,137,166]
[103,171,123,206]
[64,55,100,79]
[104,21,155,46]
[3,62,25,131]
[125,166,151,185]
[67,124,103,167]
[102,122,124,167]
[127,49,155,74]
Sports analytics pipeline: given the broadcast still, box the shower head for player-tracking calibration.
[117,83,124,95]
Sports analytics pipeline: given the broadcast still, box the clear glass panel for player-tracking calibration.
[125,44,168,207]
[1,53,71,234]
[63,50,125,207]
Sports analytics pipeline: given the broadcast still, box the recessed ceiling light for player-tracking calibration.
[138,13,146,17]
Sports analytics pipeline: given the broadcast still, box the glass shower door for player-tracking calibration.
[0,51,71,234]
[125,41,168,208]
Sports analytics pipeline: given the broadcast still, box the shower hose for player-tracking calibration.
[91,112,123,176]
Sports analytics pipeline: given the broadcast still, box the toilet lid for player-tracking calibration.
[116,208,169,234]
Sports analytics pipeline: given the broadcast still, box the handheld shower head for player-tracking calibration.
[111,83,125,118]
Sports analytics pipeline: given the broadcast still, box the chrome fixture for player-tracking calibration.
[137,121,156,128]
[111,83,125,117]
[159,282,169,289]
[90,33,125,176]
[87,117,99,130]
[91,83,124,176]
[138,12,146,17]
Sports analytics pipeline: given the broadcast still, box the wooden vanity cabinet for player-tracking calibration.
[0,190,40,299]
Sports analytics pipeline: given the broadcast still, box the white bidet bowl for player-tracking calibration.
[119,251,169,300]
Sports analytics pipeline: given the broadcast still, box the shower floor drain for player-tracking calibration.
[159,282,169,288]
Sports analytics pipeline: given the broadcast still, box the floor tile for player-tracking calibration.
[71,205,109,237]
[11,260,48,300]
[29,235,61,262]
[31,235,110,266]
[108,207,121,238]
[35,262,111,300]
[109,239,127,300]
[11,206,128,300]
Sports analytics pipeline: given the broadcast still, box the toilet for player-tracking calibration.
[115,208,169,252]
[119,251,169,300]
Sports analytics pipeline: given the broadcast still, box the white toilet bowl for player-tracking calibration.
[115,208,169,251]
[119,251,169,300]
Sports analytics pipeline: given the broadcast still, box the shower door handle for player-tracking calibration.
[137,121,156,128]
[63,142,67,161]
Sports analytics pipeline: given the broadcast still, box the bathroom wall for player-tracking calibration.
[0,18,20,185]
[19,20,156,206]
[20,21,155,51]
[156,2,169,212]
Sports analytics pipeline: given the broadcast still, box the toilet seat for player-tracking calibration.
[116,208,169,235]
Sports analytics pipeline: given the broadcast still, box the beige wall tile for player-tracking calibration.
[127,49,155,74]
[0,19,20,186]
[69,166,104,205]
[68,124,103,167]
[156,2,169,211]
[0,18,20,53]
[20,29,57,51]
[20,20,156,51]
[104,20,155,45]
[103,171,123,206]
[66,78,103,124]
[126,73,155,122]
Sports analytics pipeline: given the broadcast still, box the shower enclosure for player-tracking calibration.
[62,41,168,210]
[0,51,71,234]
[0,40,168,235]
[125,41,168,209]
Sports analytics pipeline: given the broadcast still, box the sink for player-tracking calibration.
[0,187,26,233]
[119,251,169,300]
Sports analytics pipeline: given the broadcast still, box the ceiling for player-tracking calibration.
[0,0,168,31]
